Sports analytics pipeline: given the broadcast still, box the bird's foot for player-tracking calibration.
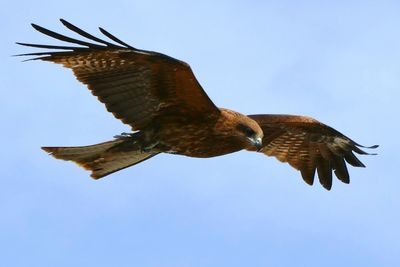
[114,132,137,140]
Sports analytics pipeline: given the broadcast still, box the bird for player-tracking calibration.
[17,19,377,190]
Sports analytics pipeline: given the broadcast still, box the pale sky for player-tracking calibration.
[1,1,399,266]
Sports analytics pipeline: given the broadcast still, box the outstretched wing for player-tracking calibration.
[248,114,377,190]
[17,19,220,130]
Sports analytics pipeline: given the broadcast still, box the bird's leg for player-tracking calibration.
[114,132,135,138]
[114,129,159,152]
[137,127,160,153]
[114,132,134,139]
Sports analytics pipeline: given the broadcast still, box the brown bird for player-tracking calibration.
[17,19,377,190]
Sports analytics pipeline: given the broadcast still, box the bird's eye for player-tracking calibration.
[237,123,256,137]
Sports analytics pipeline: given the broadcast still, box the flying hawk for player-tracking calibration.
[17,19,377,190]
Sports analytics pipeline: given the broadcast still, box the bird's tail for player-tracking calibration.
[42,138,158,179]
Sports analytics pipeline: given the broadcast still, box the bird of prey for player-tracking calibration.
[17,19,377,190]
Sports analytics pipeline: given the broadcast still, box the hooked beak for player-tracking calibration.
[249,136,263,151]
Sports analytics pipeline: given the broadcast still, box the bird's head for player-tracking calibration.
[234,117,264,151]
[218,109,264,151]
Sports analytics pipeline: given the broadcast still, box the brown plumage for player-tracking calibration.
[17,19,378,190]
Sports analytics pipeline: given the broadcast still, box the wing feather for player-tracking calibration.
[30,23,107,49]
[59,19,121,48]
[17,19,220,130]
[248,114,377,190]
[316,157,333,190]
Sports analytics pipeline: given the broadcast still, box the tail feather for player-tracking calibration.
[42,139,158,179]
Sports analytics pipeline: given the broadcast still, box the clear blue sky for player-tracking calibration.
[1,1,399,266]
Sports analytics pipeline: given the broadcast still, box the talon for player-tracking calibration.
[114,132,134,139]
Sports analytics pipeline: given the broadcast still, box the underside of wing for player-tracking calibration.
[17,19,220,130]
[248,114,378,190]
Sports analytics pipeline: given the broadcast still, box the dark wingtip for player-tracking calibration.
[14,43,28,57]
[31,23,42,31]
[59,19,69,27]
[59,18,73,28]
[322,184,332,191]
[354,142,379,149]
[359,144,379,149]
[12,51,38,61]
[357,161,367,168]
[300,168,315,186]
[98,26,134,49]
[353,143,379,156]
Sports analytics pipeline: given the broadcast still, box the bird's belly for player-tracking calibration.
[167,142,242,158]
[159,127,243,158]
[171,142,242,158]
